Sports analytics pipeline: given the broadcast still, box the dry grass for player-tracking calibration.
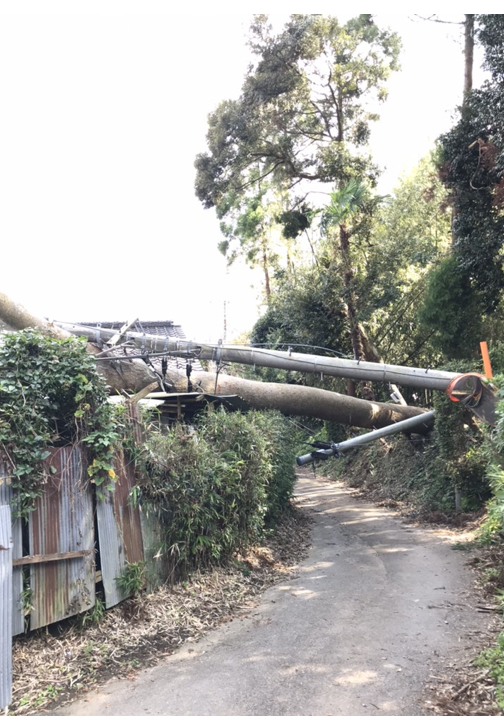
[422,539,504,715]
[422,537,504,714]
[11,505,312,714]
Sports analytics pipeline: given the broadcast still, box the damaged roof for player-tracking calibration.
[77,320,203,372]
[79,320,187,340]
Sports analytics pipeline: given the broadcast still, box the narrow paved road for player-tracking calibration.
[53,475,485,716]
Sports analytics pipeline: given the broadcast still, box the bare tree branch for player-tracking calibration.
[414,14,463,25]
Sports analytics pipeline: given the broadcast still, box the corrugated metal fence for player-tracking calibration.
[28,447,95,629]
[97,449,145,608]
[0,504,13,711]
[0,408,170,710]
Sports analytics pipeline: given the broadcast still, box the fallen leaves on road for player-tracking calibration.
[10,504,312,714]
[426,662,501,716]
[424,541,504,715]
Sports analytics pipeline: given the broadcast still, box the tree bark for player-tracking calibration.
[166,368,430,431]
[261,236,272,302]
[339,224,365,362]
[0,291,66,338]
[91,348,161,394]
[339,224,374,399]
[452,14,475,246]
[463,14,474,107]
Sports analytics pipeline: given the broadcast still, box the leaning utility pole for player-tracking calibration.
[54,322,495,425]
[55,321,459,392]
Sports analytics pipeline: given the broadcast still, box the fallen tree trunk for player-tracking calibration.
[0,292,158,392]
[0,291,430,429]
[165,368,430,431]
[90,348,160,393]
[0,291,67,338]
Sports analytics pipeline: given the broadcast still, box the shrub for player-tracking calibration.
[418,255,482,359]
[133,409,297,575]
[431,391,490,511]
[479,376,504,539]
[476,632,504,709]
[257,412,298,523]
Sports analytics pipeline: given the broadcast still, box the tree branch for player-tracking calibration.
[414,14,464,25]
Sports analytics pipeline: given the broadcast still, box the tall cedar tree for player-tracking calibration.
[195,14,400,381]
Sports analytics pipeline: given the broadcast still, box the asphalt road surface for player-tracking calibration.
[51,475,485,716]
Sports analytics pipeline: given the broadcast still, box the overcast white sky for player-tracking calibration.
[0,6,484,342]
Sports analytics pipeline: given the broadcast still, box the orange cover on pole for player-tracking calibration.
[480,341,493,379]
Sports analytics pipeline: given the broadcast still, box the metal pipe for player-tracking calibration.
[296,410,435,466]
[54,322,460,391]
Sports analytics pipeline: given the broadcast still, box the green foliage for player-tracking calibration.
[249,263,351,391]
[20,581,34,623]
[195,15,400,211]
[251,265,349,350]
[195,14,400,301]
[322,432,451,509]
[218,187,269,266]
[116,562,147,596]
[77,597,106,628]
[476,632,504,708]
[196,13,406,346]
[487,340,504,377]
[317,179,373,232]
[322,381,490,514]
[134,409,297,575]
[0,329,119,517]
[259,412,299,523]
[361,154,451,365]
[249,154,453,375]
[478,377,504,540]
[431,390,489,511]
[418,255,482,358]
[277,205,311,239]
[438,15,504,314]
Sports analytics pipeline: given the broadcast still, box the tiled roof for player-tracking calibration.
[79,320,186,338]
[78,320,203,373]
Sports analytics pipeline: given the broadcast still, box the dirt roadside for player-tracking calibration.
[40,473,498,716]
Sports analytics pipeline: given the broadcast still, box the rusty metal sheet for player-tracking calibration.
[139,505,170,591]
[0,505,13,710]
[97,450,144,608]
[29,447,95,630]
[127,402,144,446]
[0,462,24,636]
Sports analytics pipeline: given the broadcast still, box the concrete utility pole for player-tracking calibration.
[297,410,436,466]
[55,322,461,392]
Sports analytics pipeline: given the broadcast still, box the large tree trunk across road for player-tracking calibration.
[0,290,432,431]
[166,368,429,431]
